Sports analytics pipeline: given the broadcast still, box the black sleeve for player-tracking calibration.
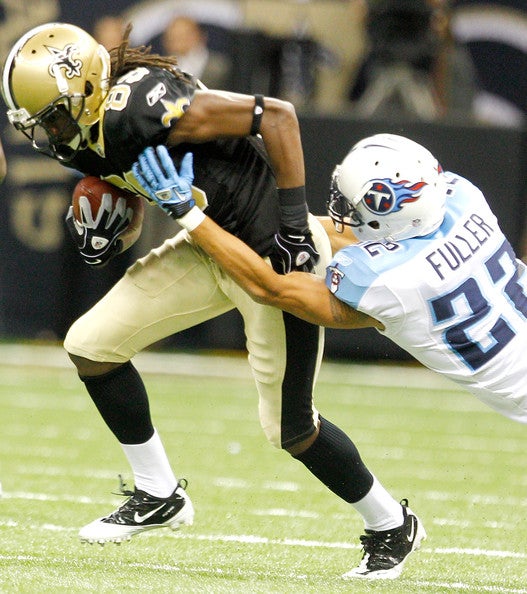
[104,67,197,148]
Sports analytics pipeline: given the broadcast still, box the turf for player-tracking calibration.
[0,344,526,593]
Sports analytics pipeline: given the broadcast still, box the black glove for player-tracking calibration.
[271,228,320,274]
[65,193,132,267]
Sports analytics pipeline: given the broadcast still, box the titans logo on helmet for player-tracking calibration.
[363,179,427,216]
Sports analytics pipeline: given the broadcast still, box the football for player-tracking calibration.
[72,176,144,252]
[72,176,137,223]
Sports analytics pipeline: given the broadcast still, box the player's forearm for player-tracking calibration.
[170,91,304,188]
[257,98,310,233]
[190,217,282,303]
[258,97,304,189]
[189,215,379,330]
[190,218,324,324]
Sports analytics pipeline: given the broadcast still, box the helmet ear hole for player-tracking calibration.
[368,221,380,230]
[85,81,94,97]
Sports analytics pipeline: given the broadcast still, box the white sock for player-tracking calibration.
[120,429,178,498]
[351,476,404,531]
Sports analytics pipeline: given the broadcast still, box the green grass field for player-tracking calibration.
[0,343,526,593]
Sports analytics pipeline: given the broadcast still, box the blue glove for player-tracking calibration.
[133,146,195,219]
[271,228,320,274]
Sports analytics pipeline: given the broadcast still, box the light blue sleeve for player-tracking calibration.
[325,247,380,309]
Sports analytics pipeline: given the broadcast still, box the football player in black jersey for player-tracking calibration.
[2,22,417,579]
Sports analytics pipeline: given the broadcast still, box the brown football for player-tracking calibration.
[72,176,139,223]
[72,176,145,253]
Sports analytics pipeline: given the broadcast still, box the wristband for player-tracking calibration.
[250,94,265,136]
[278,186,308,231]
[277,186,306,206]
[177,205,206,232]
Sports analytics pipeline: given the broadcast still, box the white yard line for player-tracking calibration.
[0,544,526,594]
[2,491,526,563]
[1,520,526,564]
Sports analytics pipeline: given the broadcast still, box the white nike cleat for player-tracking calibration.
[342,499,426,580]
[79,481,194,545]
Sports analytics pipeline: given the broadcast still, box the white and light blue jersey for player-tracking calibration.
[326,173,527,422]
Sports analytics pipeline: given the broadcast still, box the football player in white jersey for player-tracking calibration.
[134,132,527,578]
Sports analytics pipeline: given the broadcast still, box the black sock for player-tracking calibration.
[80,361,154,444]
[293,416,374,503]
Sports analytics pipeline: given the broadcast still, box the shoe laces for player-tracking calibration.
[360,499,410,556]
[360,528,400,555]
[111,474,189,498]
[112,474,134,497]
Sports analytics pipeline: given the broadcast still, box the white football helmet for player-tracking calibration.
[327,133,447,242]
[2,23,111,161]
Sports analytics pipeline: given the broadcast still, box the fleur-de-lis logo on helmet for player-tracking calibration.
[46,44,83,84]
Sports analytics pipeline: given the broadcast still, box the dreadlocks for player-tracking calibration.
[109,23,191,85]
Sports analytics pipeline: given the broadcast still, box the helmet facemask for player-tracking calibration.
[10,94,90,161]
[327,166,365,233]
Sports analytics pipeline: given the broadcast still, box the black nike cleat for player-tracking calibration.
[342,499,426,580]
[79,481,194,545]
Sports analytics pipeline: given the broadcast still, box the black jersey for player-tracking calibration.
[65,67,280,256]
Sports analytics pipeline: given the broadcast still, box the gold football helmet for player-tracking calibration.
[2,22,111,161]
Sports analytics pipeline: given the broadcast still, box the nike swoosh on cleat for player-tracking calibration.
[407,517,417,543]
[134,504,166,524]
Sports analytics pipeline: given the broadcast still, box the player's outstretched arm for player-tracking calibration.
[132,145,379,330]
[190,216,379,331]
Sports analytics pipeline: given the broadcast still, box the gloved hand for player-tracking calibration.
[271,228,320,274]
[133,146,195,219]
[65,193,133,267]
